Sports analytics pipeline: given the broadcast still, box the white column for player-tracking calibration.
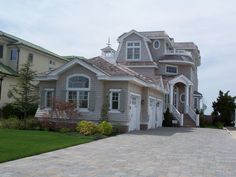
[169,84,173,112]
[185,85,189,113]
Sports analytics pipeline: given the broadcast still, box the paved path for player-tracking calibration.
[0,128,236,177]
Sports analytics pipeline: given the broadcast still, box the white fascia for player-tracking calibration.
[159,60,194,66]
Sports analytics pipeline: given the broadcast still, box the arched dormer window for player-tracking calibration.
[66,74,90,110]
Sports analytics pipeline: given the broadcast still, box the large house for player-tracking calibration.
[0,31,68,109]
[36,30,203,131]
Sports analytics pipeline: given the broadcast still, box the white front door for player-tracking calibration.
[156,100,163,127]
[129,94,140,131]
[148,97,157,129]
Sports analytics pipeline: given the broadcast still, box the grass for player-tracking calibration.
[0,129,97,163]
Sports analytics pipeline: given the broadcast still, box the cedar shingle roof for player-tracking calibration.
[118,61,157,66]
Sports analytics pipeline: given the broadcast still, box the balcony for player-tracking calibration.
[164,49,192,58]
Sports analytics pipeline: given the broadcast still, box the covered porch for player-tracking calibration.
[167,75,199,126]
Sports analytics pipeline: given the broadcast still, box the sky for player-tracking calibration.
[0,0,236,114]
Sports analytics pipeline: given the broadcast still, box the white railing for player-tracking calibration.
[171,105,183,126]
[187,105,199,126]
[165,49,192,58]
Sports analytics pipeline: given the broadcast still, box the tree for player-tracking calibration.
[212,90,236,126]
[100,95,109,122]
[8,61,38,118]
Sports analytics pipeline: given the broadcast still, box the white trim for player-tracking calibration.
[118,29,151,43]
[126,41,141,60]
[66,74,91,90]
[159,60,194,66]
[50,59,107,77]
[129,92,141,131]
[153,40,161,49]
[126,65,158,68]
[165,64,178,75]
[109,89,121,112]
[144,40,154,61]
[169,74,193,86]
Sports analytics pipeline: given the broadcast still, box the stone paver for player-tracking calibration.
[0,128,236,177]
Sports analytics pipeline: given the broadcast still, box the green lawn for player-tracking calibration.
[0,129,96,163]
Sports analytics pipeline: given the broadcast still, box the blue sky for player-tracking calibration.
[1,0,236,114]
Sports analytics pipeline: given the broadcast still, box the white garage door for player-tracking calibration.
[129,94,140,131]
[148,98,157,129]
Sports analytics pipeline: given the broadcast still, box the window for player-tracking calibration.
[180,93,185,103]
[126,41,140,60]
[0,45,3,58]
[153,40,160,49]
[67,75,90,110]
[44,89,54,108]
[10,48,18,60]
[194,97,198,109]
[166,65,178,74]
[110,90,120,110]
[49,60,56,65]
[28,53,34,64]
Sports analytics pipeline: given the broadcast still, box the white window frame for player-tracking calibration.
[109,89,121,113]
[194,97,198,110]
[10,48,18,61]
[44,88,54,109]
[126,41,141,60]
[165,65,178,75]
[66,74,91,112]
[153,40,161,49]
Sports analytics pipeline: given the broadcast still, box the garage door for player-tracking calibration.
[148,97,157,129]
[129,94,140,131]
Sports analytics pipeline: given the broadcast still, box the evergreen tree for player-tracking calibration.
[212,90,236,126]
[8,61,38,118]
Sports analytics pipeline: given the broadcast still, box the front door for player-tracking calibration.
[148,98,156,129]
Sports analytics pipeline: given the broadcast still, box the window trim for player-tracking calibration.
[28,53,34,64]
[109,89,121,113]
[44,88,54,109]
[66,74,90,91]
[66,74,91,112]
[165,65,178,75]
[153,40,161,49]
[126,41,141,60]
[10,48,18,61]
[194,97,198,109]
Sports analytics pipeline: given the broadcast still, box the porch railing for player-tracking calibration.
[165,49,192,58]
[187,105,199,126]
[171,104,183,126]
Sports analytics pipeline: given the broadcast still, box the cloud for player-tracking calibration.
[0,0,235,114]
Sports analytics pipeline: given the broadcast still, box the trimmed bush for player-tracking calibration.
[98,121,112,136]
[163,108,173,127]
[215,121,223,129]
[76,121,98,135]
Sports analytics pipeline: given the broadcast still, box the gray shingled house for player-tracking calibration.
[35,29,202,131]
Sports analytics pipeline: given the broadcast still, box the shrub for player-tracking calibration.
[76,121,98,135]
[163,108,173,127]
[215,121,223,129]
[59,127,72,133]
[0,117,42,130]
[97,121,112,136]
[111,123,124,135]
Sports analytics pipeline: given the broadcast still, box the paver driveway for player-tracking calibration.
[1,128,236,177]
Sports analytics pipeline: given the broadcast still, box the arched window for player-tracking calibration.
[66,75,90,110]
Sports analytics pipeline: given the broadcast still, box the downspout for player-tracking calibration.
[16,45,20,72]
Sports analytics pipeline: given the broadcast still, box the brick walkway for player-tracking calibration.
[0,128,236,177]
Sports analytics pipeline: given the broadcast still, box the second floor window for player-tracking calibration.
[10,48,18,61]
[28,53,34,64]
[126,41,140,60]
[166,65,178,74]
[0,45,3,58]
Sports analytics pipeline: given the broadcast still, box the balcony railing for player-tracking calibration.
[164,49,192,58]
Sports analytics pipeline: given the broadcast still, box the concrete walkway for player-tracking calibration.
[0,128,236,177]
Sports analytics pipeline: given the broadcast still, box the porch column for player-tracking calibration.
[169,83,173,112]
[185,85,189,113]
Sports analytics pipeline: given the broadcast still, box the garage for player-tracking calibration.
[148,97,157,129]
[129,93,141,131]
[148,97,164,129]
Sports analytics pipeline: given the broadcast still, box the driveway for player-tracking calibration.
[0,128,236,177]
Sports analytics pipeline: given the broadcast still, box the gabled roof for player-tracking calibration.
[0,31,68,62]
[36,56,165,92]
[118,29,151,42]
[101,45,115,52]
[0,62,18,76]
[62,56,86,61]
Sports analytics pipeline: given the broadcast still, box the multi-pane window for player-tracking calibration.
[44,89,54,108]
[126,41,140,60]
[10,48,18,60]
[0,45,3,58]
[28,53,34,64]
[67,75,90,110]
[110,91,120,110]
[166,65,178,74]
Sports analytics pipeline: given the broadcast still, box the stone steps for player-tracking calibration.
[183,114,196,127]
